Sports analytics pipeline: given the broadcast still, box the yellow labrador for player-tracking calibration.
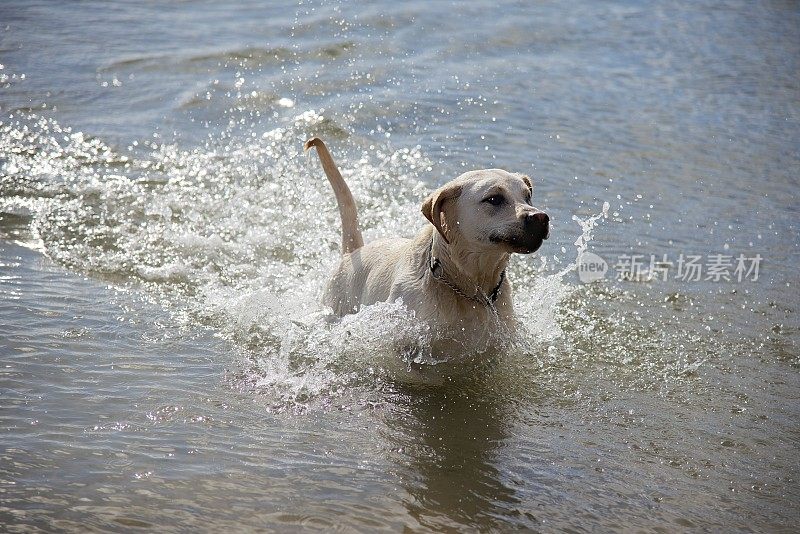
[304,138,549,353]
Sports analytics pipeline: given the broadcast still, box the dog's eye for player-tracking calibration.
[483,195,504,206]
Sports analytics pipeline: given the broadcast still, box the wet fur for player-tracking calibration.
[304,137,548,354]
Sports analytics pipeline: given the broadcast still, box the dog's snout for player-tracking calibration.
[524,211,550,240]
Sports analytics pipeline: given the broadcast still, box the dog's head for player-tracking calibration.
[421,169,549,254]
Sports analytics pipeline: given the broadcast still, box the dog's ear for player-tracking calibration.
[521,174,533,195]
[421,184,462,244]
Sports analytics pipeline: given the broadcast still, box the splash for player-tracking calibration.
[1,109,625,405]
[569,202,610,275]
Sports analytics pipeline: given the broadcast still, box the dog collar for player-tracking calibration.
[427,239,506,310]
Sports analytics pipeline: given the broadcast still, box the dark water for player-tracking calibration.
[1,0,798,531]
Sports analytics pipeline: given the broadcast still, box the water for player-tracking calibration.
[1,0,798,531]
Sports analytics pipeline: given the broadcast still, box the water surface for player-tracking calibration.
[1,0,798,531]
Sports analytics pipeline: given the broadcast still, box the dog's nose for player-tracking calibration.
[525,211,550,239]
[528,212,549,225]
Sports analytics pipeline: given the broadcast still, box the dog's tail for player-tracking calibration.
[303,137,364,254]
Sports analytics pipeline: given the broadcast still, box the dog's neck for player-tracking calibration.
[429,230,509,298]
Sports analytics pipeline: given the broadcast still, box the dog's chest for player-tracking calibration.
[424,291,514,340]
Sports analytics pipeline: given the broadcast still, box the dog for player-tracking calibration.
[304,137,549,355]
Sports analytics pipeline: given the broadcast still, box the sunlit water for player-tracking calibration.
[1,1,798,531]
